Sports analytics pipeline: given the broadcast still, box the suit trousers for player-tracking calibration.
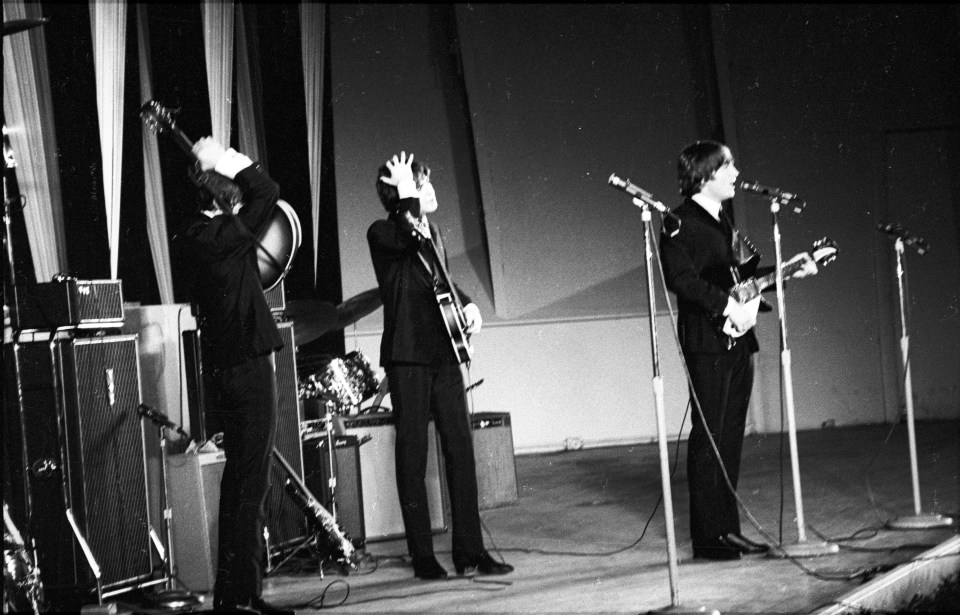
[386,362,484,562]
[684,344,754,549]
[207,353,278,605]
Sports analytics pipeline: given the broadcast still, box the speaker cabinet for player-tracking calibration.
[165,451,226,592]
[341,413,447,542]
[470,413,519,509]
[265,321,309,553]
[11,334,154,597]
[302,433,365,548]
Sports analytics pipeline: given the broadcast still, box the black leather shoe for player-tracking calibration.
[692,541,742,561]
[412,555,449,580]
[454,551,514,576]
[722,533,770,555]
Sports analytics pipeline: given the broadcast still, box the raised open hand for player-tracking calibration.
[379,151,415,186]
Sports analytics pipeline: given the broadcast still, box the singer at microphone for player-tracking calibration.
[658,140,818,562]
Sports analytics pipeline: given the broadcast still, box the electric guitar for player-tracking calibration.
[721,236,839,339]
[139,100,301,291]
[414,225,474,364]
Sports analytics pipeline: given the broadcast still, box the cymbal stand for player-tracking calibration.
[322,398,339,521]
[884,237,952,530]
[764,196,837,558]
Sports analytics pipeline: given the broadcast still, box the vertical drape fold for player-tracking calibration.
[137,4,174,304]
[202,0,234,147]
[89,0,127,280]
[2,0,68,283]
[300,2,325,286]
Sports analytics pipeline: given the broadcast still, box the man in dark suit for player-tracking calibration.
[183,138,291,614]
[367,151,513,580]
[659,140,817,560]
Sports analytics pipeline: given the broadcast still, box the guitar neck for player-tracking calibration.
[166,125,196,158]
[760,258,807,290]
[423,235,465,307]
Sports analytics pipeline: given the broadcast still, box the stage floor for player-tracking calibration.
[242,421,956,613]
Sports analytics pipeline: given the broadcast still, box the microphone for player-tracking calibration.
[877,221,929,255]
[607,173,681,236]
[138,403,190,438]
[739,180,806,212]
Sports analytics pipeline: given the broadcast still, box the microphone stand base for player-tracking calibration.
[886,513,954,530]
[643,606,721,615]
[767,540,839,559]
[142,588,203,611]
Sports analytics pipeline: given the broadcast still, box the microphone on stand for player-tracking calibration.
[739,180,807,213]
[607,174,681,236]
[877,221,930,255]
[138,403,191,439]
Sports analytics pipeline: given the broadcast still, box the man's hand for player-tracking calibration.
[379,151,415,186]
[787,252,818,279]
[192,137,226,172]
[463,303,483,334]
[724,296,756,334]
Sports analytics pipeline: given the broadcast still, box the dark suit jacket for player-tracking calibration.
[368,198,472,367]
[184,163,284,368]
[659,197,770,355]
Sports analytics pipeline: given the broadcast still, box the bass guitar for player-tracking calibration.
[721,236,839,340]
[139,100,301,291]
[415,226,474,364]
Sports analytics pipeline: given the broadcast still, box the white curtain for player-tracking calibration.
[89,0,127,281]
[235,5,262,163]
[301,2,325,285]
[202,0,234,147]
[137,4,174,304]
[2,0,68,283]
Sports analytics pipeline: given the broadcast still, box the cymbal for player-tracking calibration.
[285,299,338,346]
[3,18,49,37]
[287,288,382,345]
[334,288,382,330]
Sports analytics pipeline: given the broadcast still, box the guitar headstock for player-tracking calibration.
[811,236,839,267]
[139,100,178,135]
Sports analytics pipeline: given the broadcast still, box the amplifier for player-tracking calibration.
[341,413,448,541]
[17,279,124,330]
[470,412,519,509]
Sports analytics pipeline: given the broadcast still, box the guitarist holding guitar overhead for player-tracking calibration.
[659,140,819,562]
[179,137,292,615]
[368,152,513,580]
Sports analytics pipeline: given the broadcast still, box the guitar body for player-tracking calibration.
[258,199,301,291]
[436,291,474,364]
[720,237,839,341]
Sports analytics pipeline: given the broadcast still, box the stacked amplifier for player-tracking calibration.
[6,279,156,608]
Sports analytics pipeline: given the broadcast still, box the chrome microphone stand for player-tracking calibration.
[608,174,716,615]
[882,233,952,530]
[763,196,837,559]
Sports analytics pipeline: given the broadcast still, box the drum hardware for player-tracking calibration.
[268,449,358,576]
[4,501,46,615]
[298,351,381,415]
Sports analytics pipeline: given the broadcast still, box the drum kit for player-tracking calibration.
[283,291,388,548]
[288,287,386,418]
